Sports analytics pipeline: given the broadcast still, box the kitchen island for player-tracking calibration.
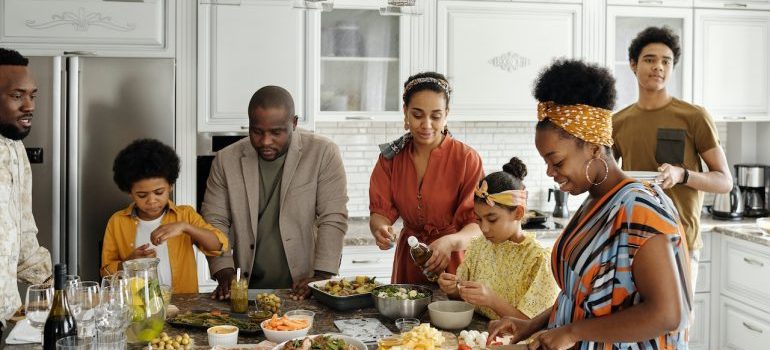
[3,288,489,349]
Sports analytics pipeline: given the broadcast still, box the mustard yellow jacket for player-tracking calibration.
[100,201,228,293]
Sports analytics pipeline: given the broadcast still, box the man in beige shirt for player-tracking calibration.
[202,86,348,300]
[0,48,52,331]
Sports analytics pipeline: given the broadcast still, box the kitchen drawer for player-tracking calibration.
[719,297,770,350]
[720,237,770,312]
[690,293,710,350]
[695,261,711,293]
[700,230,712,262]
[339,245,395,282]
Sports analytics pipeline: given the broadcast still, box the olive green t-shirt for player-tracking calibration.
[612,97,720,251]
[249,154,293,288]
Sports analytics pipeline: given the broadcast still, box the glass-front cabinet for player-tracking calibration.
[307,0,413,121]
[606,6,693,111]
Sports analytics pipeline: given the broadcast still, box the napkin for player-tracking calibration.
[6,319,41,344]
[334,318,393,344]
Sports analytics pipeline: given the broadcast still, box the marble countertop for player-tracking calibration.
[344,213,770,247]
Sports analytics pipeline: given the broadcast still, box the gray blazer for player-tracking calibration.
[201,129,348,283]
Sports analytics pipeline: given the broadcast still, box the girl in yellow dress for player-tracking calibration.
[438,157,559,320]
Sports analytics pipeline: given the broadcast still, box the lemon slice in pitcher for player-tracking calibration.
[145,296,164,315]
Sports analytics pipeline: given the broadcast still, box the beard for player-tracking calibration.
[0,120,31,140]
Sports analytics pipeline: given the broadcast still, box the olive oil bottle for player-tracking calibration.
[407,236,439,282]
[43,264,77,349]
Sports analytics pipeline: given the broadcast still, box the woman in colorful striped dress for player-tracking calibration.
[489,59,692,350]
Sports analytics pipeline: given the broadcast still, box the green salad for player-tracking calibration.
[375,286,428,300]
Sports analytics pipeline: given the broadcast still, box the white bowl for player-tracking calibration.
[284,309,316,327]
[207,325,239,346]
[271,334,367,350]
[428,300,475,330]
[261,318,312,343]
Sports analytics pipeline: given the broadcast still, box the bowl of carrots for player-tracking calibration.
[261,314,311,343]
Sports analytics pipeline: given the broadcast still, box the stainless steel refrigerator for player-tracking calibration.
[24,55,175,283]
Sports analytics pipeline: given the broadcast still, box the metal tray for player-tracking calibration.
[308,277,380,311]
[166,309,262,334]
[523,209,548,225]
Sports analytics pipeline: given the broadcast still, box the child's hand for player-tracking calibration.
[150,222,190,245]
[438,272,459,294]
[458,281,494,307]
[128,243,156,259]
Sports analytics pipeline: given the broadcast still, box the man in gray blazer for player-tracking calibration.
[202,85,348,300]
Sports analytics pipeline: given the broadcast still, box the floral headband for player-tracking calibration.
[474,180,528,208]
[537,101,614,147]
[403,77,451,98]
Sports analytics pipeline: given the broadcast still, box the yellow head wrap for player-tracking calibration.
[537,101,614,147]
[474,181,527,209]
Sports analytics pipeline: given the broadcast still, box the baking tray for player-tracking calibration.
[308,277,380,311]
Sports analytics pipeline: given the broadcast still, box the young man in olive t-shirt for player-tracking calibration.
[612,26,732,290]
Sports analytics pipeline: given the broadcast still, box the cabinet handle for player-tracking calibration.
[200,0,242,5]
[240,126,249,130]
[63,51,96,56]
[724,2,748,7]
[743,322,764,333]
[345,116,375,121]
[352,259,383,264]
[743,257,765,267]
[638,0,664,4]
[723,116,748,121]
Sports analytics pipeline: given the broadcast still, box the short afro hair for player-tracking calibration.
[402,71,452,106]
[0,48,28,66]
[628,26,681,65]
[113,139,180,193]
[533,59,616,152]
[248,85,295,119]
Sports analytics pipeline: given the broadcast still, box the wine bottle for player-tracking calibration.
[407,236,439,282]
[43,263,77,349]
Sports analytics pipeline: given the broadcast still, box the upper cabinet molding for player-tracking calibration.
[608,0,694,7]
[0,0,174,57]
[696,0,770,10]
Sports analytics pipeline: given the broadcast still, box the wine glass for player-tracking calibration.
[100,270,128,290]
[25,284,52,337]
[68,281,100,338]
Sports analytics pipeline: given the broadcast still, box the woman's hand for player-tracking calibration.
[458,281,494,308]
[150,222,189,245]
[438,272,459,295]
[528,326,578,350]
[488,316,539,345]
[425,236,455,273]
[372,225,396,250]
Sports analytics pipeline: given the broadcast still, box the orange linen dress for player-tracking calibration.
[369,135,483,284]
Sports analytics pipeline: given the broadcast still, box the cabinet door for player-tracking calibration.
[696,0,770,10]
[606,6,692,110]
[0,0,173,57]
[437,1,581,121]
[339,245,396,282]
[720,236,770,312]
[198,0,306,132]
[690,293,711,350]
[608,0,694,6]
[307,0,411,122]
[694,9,770,121]
[719,297,770,350]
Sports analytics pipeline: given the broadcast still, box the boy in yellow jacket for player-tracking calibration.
[101,139,228,293]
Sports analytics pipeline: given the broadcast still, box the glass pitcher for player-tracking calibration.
[122,258,165,343]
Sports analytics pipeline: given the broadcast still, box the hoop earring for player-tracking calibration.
[585,157,609,186]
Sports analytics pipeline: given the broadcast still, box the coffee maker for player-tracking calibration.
[735,164,769,217]
[548,186,569,218]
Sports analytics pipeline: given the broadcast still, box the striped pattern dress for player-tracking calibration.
[548,178,692,350]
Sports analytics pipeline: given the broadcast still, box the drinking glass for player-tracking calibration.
[96,331,126,350]
[55,335,94,349]
[94,286,133,335]
[101,270,128,290]
[25,284,52,334]
[68,281,100,338]
[395,318,420,333]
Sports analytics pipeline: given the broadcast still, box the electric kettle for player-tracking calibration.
[711,184,744,220]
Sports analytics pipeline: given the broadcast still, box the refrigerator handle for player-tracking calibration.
[52,57,62,264]
[67,56,79,275]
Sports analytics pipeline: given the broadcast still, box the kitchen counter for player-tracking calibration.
[3,288,487,350]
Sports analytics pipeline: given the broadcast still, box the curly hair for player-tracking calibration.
[0,48,28,66]
[628,26,681,65]
[475,157,527,209]
[533,59,616,153]
[112,139,180,193]
[402,71,452,106]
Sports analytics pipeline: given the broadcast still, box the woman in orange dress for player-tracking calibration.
[369,72,484,284]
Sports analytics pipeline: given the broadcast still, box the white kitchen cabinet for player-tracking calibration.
[338,245,395,282]
[719,296,770,350]
[719,236,770,311]
[198,0,306,132]
[307,0,416,123]
[696,0,770,10]
[608,0,694,7]
[0,0,174,57]
[690,293,711,350]
[436,1,581,121]
[694,9,770,122]
[606,6,692,110]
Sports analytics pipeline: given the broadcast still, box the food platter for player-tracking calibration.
[166,309,263,334]
[308,276,381,311]
[271,334,367,350]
